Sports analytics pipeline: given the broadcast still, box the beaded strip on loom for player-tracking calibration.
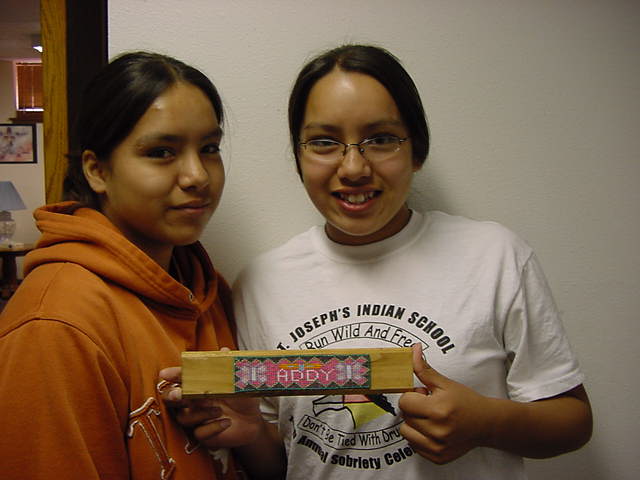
[233,354,371,393]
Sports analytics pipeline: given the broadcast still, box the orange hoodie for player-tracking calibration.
[0,202,239,480]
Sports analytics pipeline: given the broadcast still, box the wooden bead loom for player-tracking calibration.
[181,348,414,398]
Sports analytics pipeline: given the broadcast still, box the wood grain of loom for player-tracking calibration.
[182,348,414,398]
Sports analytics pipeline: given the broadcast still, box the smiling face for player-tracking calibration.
[83,82,224,269]
[299,69,420,245]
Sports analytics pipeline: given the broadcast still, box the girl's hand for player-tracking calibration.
[398,343,493,464]
[160,364,264,449]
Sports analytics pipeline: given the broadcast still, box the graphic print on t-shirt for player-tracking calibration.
[312,393,394,429]
[274,302,456,471]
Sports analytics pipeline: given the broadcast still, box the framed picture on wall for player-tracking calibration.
[0,124,37,164]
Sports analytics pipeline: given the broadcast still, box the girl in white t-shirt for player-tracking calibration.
[164,44,592,479]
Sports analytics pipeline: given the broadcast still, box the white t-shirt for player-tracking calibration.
[233,210,584,479]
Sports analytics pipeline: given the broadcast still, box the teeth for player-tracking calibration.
[339,192,375,204]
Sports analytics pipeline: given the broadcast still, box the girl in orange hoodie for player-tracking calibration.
[0,52,282,480]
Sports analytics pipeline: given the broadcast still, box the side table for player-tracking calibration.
[0,244,35,300]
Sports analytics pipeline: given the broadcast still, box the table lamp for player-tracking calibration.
[0,181,27,245]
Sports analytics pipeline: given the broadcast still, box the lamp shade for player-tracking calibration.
[0,181,27,211]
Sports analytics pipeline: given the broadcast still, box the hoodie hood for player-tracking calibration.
[24,201,218,316]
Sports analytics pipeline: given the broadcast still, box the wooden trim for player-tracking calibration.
[41,0,68,204]
[41,0,108,204]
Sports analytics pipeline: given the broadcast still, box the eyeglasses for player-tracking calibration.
[299,135,408,164]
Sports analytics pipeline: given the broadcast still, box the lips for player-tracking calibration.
[173,200,211,210]
[332,190,380,205]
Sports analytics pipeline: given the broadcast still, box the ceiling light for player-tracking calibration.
[31,34,42,53]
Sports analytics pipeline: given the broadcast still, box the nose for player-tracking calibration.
[178,150,210,190]
[337,144,371,181]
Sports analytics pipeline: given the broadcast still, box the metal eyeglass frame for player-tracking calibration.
[299,136,409,162]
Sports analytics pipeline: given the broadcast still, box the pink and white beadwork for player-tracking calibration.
[234,355,371,393]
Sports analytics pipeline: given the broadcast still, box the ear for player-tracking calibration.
[412,159,423,173]
[81,150,109,194]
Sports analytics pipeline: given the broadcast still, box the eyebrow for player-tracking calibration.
[302,119,404,131]
[135,127,223,146]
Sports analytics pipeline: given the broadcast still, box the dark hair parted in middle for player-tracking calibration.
[288,44,429,177]
[63,51,224,209]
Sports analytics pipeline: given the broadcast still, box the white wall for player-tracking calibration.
[109,1,640,478]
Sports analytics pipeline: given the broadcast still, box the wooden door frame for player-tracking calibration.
[41,0,108,203]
